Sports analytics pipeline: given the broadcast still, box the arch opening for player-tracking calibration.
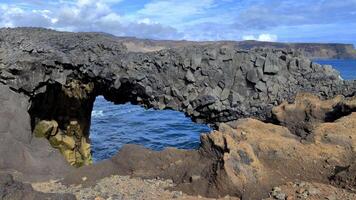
[28,80,211,167]
[90,96,211,161]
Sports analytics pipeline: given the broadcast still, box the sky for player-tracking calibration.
[0,0,356,44]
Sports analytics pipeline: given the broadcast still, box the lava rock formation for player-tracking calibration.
[0,27,355,199]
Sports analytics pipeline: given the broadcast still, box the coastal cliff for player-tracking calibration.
[0,27,356,199]
[119,37,356,59]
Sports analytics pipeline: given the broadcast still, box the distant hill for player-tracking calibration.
[2,27,354,59]
[118,37,356,59]
[235,41,356,59]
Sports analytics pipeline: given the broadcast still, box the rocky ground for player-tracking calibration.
[32,175,239,200]
[264,181,356,200]
[0,173,75,200]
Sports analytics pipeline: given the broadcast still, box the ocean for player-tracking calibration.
[90,59,356,161]
[313,59,356,80]
[90,98,212,161]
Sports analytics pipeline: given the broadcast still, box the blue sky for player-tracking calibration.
[1,0,356,44]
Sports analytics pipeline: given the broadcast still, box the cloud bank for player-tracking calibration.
[242,34,278,42]
[0,0,355,44]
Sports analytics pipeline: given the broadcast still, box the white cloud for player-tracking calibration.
[0,1,181,40]
[242,34,278,42]
[135,0,214,27]
[1,0,355,43]
[138,18,154,25]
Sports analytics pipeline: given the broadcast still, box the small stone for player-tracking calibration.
[264,53,280,74]
[220,88,230,101]
[275,193,286,200]
[190,175,201,182]
[296,188,305,194]
[255,81,267,93]
[49,133,63,148]
[61,149,76,165]
[62,135,76,150]
[185,70,196,83]
[246,69,259,83]
[286,196,293,200]
[33,120,58,138]
[307,187,320,195]
[326,195,337,200]
[255,56,265,67]
[82,176,87,181]
[298,182,306,187]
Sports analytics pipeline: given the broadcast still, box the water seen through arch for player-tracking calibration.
[90,96,211,161]
[91,59,356,162]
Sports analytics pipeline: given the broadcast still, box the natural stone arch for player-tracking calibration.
[1,27,356,171]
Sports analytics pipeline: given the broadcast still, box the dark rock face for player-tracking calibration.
[0,27,356,198]
[0,83,71,181]
[0,28,354,124]
[0,173,76,200]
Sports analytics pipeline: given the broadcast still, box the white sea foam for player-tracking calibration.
[92,110,104,117]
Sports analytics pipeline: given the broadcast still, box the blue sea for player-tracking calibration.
[314,59,356,80]
[90,98,212,161]
[90,59,356,161]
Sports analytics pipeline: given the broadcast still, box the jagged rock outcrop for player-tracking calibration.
[0,27,356,198]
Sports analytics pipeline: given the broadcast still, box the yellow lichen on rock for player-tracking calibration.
[62,135,76,150]
[33,119,93,167]
[33,120,58,138]
[62,80,94,100]
[79,137,92,165]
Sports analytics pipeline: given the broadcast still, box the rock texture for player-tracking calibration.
[264,181,356,200]
[0,173,75,200]
[0,27,356,199]
[272,93,356,139]
[77,101,354,199]
[33,175,240,200]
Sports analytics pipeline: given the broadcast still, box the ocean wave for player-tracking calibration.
[92,110,104,118]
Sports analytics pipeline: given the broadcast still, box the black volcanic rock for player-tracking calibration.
[0,27,355,197]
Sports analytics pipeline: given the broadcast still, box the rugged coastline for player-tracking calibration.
[120,38,356,60]
[0,27,356,199]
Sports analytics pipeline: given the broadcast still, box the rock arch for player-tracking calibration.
[0,28,355,176]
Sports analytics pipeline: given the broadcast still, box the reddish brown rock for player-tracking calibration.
[272,93,356,139]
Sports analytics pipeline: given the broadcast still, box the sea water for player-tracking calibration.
[90,98,211,161]
[90,59,356,161]
[314,59,356,80]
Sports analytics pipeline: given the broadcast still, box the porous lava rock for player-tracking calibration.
[272,93,356,139]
